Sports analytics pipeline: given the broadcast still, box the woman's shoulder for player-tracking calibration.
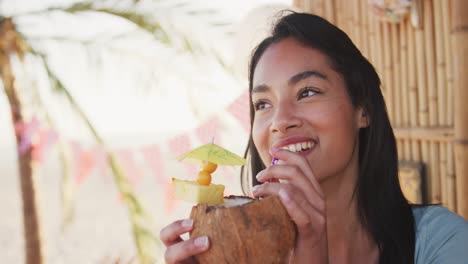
[412,205,466,228]
[412,205,468,264]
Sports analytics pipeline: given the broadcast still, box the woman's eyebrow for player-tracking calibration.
[251,84,270,95]
[288,70,328,86]
[252,70,327,95]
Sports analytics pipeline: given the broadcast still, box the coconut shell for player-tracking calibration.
[190,195,296,264]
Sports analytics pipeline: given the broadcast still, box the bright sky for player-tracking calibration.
[0,0,292,147]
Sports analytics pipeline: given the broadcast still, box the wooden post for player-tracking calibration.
[452,0,468,219]
[0,19,45,264]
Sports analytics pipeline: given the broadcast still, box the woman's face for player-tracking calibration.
[251,38,368,183]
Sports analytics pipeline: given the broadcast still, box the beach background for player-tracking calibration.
[0,0,291,262]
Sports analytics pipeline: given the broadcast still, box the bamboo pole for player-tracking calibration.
[407,18,420,162]
[396,11,410,166]
[452,0,468,218]
[313,0,325,17]
[440,143,448,205]
[393,127,454,142]
[360,0,370,58]
[352,0,362,50]
[433,0,447,126]
[344,0,353,39]
[412,141,421,162]
[407,19,418,128]
[415,21,429,127]
[400,21,410,127]
[404,139,411,161]
[335,0,344,29]
[375,20,384,87]
[292,0,303,11]
[391,23,401,127]
[303,0,312,14]
[382,23,394,122]
[369,11,377,66]
[325,0,335,25]
[443,0,454,126]
[430,142,441,203]
[421,142,432,202]
[424,0,438,127]
[397,140,403,160]
[447,143,456,212]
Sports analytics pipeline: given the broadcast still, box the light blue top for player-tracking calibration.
[413,206,468,264]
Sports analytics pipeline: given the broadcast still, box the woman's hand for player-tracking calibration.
[160,219,209,264]
[252,149,329,264]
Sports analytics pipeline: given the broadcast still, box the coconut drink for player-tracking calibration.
[172,142,297,264]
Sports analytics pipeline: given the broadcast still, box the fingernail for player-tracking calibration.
[181,219,193,228]
[278,189,290,203]
[251,185,260,194]
[255,171,263,180]
[194,236,209,248]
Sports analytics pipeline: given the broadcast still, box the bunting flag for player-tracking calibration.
[163,182,176,215]
[14,116,59,162]
[9,92,251,216]
[196,116,221,145]
[139,144,177,214]
[115,149,144,186]
[140,144,166,185]
[15,116,40,155]
[226,90,251,132]
[70,142,98,185]
[31,128,59,162]
[93,147,110,180]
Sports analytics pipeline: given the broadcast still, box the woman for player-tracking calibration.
[160,11,468,264]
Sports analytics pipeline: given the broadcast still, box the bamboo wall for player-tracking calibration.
[293,0,467,219]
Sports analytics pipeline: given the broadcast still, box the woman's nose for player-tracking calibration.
[270,103,302,133]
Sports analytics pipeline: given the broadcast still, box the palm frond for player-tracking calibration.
[33,49,160,264]
[63,2,171,44]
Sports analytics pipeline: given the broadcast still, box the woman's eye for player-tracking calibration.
[253,100,271,111]
[298,87,318,99]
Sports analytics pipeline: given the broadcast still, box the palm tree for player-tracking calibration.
[0,1,236,263]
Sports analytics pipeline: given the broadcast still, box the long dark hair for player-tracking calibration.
[241,11,415,264]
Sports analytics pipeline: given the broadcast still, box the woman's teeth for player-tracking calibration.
[280,141,315,152]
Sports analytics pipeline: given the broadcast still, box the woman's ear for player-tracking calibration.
[357,107,370,128]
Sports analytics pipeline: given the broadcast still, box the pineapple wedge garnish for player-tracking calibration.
[172,178,225,205]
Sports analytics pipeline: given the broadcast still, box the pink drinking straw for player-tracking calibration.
[269,158,279,182]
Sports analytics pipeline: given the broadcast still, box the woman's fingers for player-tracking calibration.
[160,219,194,246]
[160,219,210,263]
[164,236,210,264]
[252,183,326,236]
[256,164,322,205]
[271,148,324,198]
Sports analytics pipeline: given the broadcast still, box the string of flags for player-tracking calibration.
[13,91,250,215]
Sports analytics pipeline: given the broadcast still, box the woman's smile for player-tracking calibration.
[270,136,317,159]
